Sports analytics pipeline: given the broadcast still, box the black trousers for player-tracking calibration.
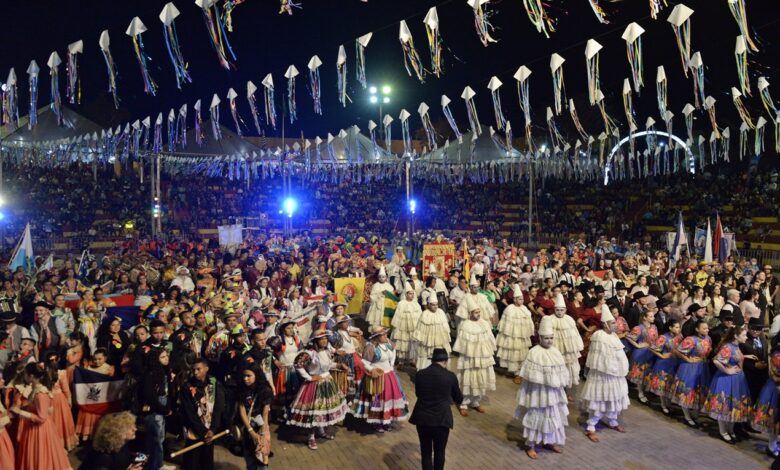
[416,425,450,470]
[182,438,215,470]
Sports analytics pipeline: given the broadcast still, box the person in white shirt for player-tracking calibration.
[170,266,195,293]
[448,278,468,311]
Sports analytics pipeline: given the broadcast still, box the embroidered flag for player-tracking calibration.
[382,291,400,327]
[74,367,124,415]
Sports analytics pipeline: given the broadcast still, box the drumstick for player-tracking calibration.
[169,430,230,458]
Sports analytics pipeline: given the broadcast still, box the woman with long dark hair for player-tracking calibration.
[643,319,683,414]
[96,317,130,369]
[670,320,712,427]
[140,347,172,470]
[238,363,274,470]
[12,362,71,470]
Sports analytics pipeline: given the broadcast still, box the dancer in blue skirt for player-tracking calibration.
[753,335,780,456]
[644,319,682,414]
[670,320,712,427]
[704,325,751,444]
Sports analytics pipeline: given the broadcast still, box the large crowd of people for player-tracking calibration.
[3,164,780,256]
[0,228,778,469]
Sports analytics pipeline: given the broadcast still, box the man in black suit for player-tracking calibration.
[626,291,649,329]
[613,282,631,318]
[655,298,673,334]
[741,318,769,408]
[409,348,464,470]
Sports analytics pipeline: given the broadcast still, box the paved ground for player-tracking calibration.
[69,358,773,470]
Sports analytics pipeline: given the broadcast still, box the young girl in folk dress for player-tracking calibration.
[643,319,683,414]
[12,362,72,470]
[75,348,115,442]
[752,336,780,457]
[704,325,752,444]
[44,351,77,451]
[626,309,658,404]
[670,320,713,427]
[0,372,14,470]
[354,326,409,432]
[64,332,90,385]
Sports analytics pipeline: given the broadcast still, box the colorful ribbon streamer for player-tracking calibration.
[727,0,758,52]
[130,35,157,96]
[649,0,667,20]
[733,89,755,129]
[210,97,222,141]
[284,66,299,123]
[758,78,779,116]
[48,55,63,126]
[167,111,176,152]
[424,7,444,78]
[656,67,667,118]
[336,46,348,107]
[227,89,245,136]
[279,0,302,15]
[735,35,751,96]
[162,19,192,89]
[587,0,609,24]
[441,96,462,141]
[177,105,187,148]
[399,21,426,83]
[522,0,555,38]
[568,99,590,142]
[308,56,323,115]
[199,1,237,70]
[99,31,119,109]
[689,52,705,109]
[3,70,18,129]
[469,0,497,47]
[263,75,277,130]
[247,81,263,134]
[153,115,163,154]
[194,99,205,146]
[622,80,638,133]
[66,42,82,105]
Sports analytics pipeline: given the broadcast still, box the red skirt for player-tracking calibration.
[0,428,14,470]
[16,419,71,470]
[52,390,77,450]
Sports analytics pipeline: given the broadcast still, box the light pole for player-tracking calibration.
[369,85,391,139]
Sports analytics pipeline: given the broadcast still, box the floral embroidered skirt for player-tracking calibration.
[703,370,751,423]
[671,362,711,409]
[643,357,679,399]
[627,347,656,385]
[752,378,780,434]
[286,376,350,429]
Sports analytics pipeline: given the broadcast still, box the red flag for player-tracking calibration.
[713,214,723,262]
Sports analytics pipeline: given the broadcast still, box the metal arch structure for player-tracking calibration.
[603,130,695,185]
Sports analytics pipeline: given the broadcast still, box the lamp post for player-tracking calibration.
[369,85,391,139]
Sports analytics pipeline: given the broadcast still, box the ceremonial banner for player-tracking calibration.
[74,367,124,415]
[694,228,707,257]
[422,243,456,279]
[334,277,366,315]
[382,291,400,327]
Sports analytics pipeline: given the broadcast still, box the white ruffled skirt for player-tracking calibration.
[496,336,532,372]
[579,370,630,414]
[515,381,569,446]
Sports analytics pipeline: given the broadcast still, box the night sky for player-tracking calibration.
[1,0,779,143]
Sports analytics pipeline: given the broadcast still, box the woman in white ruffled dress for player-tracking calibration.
[496,286,535,384]
[550,294,584,399]
[579,304,630,442]
[391,284,423,366]
[453,298,497,416]
[413,297,452,370]
[515,315,570,459]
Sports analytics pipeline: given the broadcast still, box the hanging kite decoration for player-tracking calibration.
[461,86,482,136]
[585,39,602,106]
[667,3,694,77]
[66,40,82,105]
[284,65,299,123]
[153,113,163,154]
[262,73,277,130]
[727,0,758,52]
[418,102,437,150]
[336,45,349,107]
[227,88,244,136]
[223,0,246,31]
[709,131,720,163]
[595,90,618,135]
[587,0,609,24]
[682,103,695,142]
[399,21,425,83]
[441,95,462,141]
[399,109,412,155]
[177,104,187,147]
[689,51,705,108]
[196,0,237,70]
[656,66,667,117]
[368,120,379,156]
[487,76,506,130]
[735,35,751,96]
[423,7,444,78]
[568,99,590,142]
[246,81,262,134]
[98,30,119,109]
[522,0,555,38]
[739,121,749,160]
[755,116,767,155]
[468,0,497,47]
[732,87,754,129]
[279,0,302,15]
[47,52,63,126]
[167,109,176,152]
[704,96,720,138]
[209,94,222,140]
[550,53,566,116]
[3,69,18,129]
[721,127,731,162]
[622,79,638,132]
[383,114,393,152]
[546,107,565,149]
[649,0,667,20]
[513,65,533,151]
[126,17,157,96]
[307,55,323,115]
[160,2,192,89]
[622,23,645,93]
[758,77,779,116]
[194,99,205,146]
[356,33,372,89]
